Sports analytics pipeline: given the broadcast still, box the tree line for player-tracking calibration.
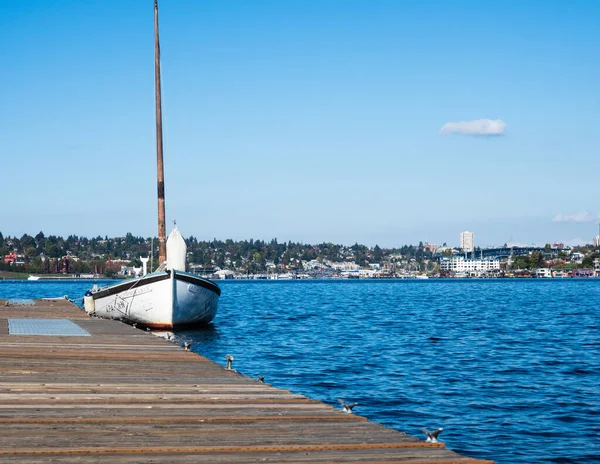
[0,231,435,275]
[3,231,596,275]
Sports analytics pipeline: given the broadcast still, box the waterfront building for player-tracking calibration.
[330,261,360,271]
[460,231,474,252]
[534,268,552,278]
[304,260,327,270]
[440,256,500,273]
[570,252,584,263]
[423,242,437,254]
[215,269,235,279]
[479,246,545,259]
[340,269,379,278]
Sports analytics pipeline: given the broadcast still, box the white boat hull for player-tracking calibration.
[86,270,220,328]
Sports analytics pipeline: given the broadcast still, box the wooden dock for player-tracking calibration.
[0,299,493,463]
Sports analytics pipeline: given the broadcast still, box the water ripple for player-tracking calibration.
[3,278,599,464]
[181,279,600,464]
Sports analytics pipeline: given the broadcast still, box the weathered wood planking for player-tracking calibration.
[0,299,494,463]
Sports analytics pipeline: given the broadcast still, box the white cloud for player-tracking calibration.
[564,238,589,247]
[506,241,539,248]
[439,119,507,136]
[552,211,596,223]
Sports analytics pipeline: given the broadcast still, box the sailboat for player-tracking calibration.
[83,1,220,328]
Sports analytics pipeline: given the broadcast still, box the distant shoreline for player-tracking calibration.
[0,271,119,281]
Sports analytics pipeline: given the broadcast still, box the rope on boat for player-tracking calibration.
[41,295,84,304]
[41,278,146,306]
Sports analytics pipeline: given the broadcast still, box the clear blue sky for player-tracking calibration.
[2,0,599,247]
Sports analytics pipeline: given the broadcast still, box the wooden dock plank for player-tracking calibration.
[0,300,494,463]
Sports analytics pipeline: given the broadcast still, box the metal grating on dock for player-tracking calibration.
[0,299,494,463]
[8,318,90,336]
[7,299,35,306]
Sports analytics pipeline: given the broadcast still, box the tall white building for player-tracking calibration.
[460,231,474,252]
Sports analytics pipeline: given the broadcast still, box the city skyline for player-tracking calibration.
[2,1,599,247]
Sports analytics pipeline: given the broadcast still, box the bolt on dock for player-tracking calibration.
[0,298,494,463]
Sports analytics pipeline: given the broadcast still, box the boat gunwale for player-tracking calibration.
[92,271,221,300]
[91,272,171,300]
[173,270,221,296]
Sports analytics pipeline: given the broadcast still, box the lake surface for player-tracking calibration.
[1,279,599,464]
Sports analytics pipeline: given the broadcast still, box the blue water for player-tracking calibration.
[1,279,599,464]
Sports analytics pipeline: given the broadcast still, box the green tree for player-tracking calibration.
[582,253,599,268]
[45,241,62,258]
[513,256,529,269]
[25,246,37,259]
[373,245,383,263]
[528,252,544,269]
[124,232,135,248]
[20,234,35,251]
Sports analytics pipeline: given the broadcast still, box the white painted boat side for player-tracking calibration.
[92,274,173,327]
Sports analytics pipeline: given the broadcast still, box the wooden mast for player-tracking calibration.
[154,0,167,265]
